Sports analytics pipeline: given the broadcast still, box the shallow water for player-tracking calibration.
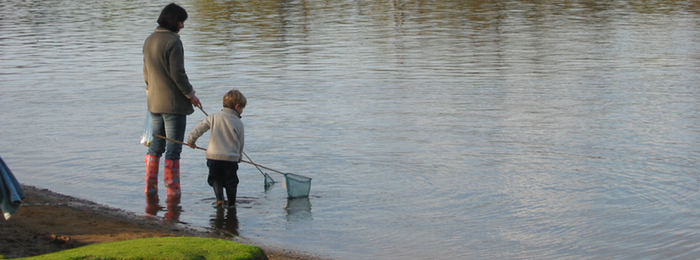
[2,0,700,259]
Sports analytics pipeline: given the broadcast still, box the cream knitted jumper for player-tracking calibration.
[187,108,244,162]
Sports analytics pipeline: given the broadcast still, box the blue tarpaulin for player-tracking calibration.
[0,156,25,220]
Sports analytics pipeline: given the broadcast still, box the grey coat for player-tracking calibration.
[143,27,195,115]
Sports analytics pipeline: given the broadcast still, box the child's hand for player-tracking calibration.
[188,142,196,149]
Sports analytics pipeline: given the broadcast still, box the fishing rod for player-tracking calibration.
[151,134,284,174]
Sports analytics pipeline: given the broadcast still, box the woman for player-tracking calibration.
[143,3,201,197]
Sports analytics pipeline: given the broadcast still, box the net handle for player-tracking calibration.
[152,134,286,175]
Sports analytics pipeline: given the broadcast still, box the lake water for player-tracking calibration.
[2,0,700,259]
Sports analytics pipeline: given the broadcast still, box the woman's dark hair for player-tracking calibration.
[157,3,188,32]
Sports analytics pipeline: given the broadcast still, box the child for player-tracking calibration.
[187,89,246,207]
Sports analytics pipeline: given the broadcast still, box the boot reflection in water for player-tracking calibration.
[165,194,182,221]
[144,193,182,221]
[145,193,161,216]
[211,207,239,236]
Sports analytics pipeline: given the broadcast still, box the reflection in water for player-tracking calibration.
[3,0,700,259]
[144,193,161,216]
[210,207,239,236]
[165,195,183,221]
[144,193,183,222]
[285,197,312,222]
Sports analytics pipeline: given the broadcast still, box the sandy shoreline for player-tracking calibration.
[0,185,332,260]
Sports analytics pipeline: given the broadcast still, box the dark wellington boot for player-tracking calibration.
[212,181,225,207]
[226,186,237,208]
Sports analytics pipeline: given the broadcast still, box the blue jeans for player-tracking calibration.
[147,113,187,160]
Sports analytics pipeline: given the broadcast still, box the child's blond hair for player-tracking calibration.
[223,89,246,109]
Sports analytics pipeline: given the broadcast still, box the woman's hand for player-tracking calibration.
[190,94,202,109]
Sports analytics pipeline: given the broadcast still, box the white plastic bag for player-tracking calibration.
[140,111,153,146]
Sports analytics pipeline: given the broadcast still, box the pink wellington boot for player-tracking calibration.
[164,159,181,196]
[145,155,160,194]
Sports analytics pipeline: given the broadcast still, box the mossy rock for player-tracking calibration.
[19,237,267,260]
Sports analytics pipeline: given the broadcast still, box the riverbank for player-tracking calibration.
[0,185,331,260]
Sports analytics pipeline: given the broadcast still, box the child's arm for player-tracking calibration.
[187,117,211,148]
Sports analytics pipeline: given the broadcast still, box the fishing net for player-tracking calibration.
[263,172,275,188]
[283,173,312,198]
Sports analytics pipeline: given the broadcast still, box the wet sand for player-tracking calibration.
[0,185,331,260]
